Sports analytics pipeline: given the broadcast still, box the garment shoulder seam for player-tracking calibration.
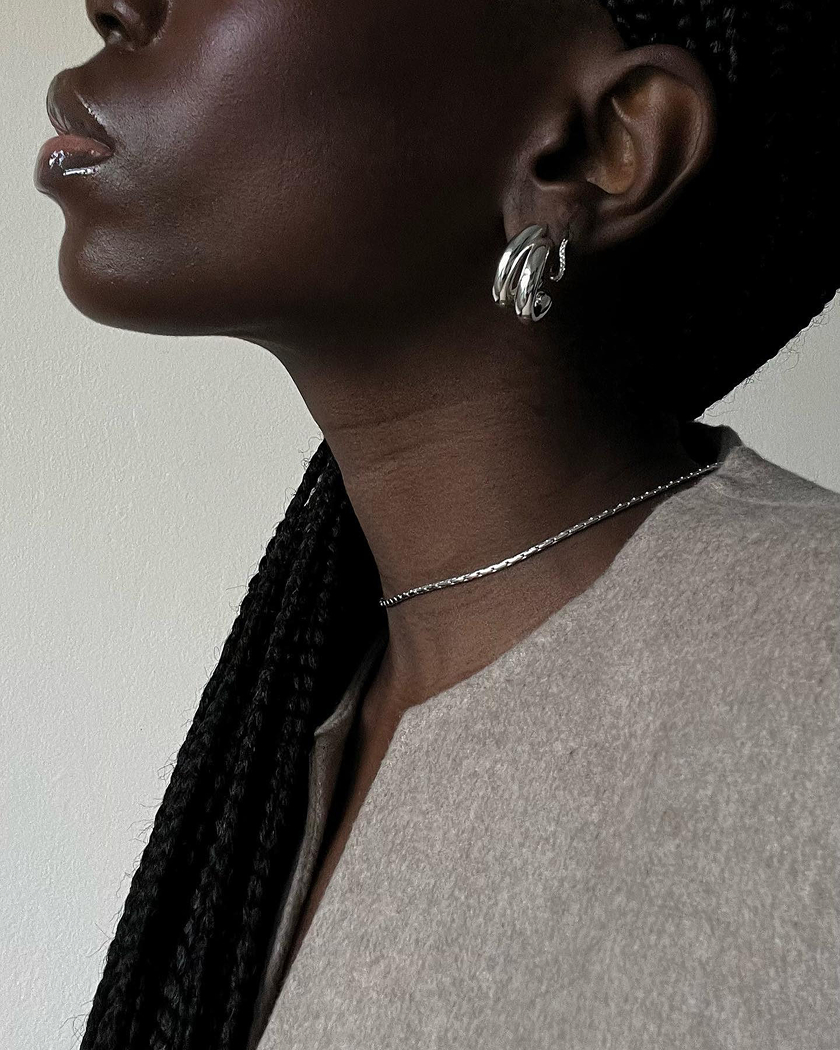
[706,486,840,511]
[705,453,840,511]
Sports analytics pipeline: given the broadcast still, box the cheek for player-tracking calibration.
[58,0,508,337]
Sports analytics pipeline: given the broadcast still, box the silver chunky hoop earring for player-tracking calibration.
[492,223,569,323]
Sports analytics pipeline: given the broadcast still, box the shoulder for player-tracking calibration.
[687,440,840,594]
[652,434,839,682]
[711,439,840,515]
[640,436,840,780]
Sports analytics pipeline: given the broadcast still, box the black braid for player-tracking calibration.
[215,484,361,1050]
[79,4,838,1049]
[147,467,339,1049]
[582,0,839,421]
[166,458,348,1050]
[80,442,329,1050]
[79,443,384,1050]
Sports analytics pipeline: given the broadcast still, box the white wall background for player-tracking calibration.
[2,7,838,1050]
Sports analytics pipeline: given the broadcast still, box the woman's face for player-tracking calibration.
[35,0,588,348]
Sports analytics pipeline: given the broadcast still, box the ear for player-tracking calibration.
[502,43,717,254]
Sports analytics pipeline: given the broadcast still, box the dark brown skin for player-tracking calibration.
[37,0,717,973]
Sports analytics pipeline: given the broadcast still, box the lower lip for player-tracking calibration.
[35,133,114,188]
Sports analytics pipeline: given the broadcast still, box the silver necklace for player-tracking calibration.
[379,460,720,608]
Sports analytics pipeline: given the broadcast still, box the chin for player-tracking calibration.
[55,218,236,337]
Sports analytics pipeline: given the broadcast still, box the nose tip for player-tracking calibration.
[85,0,166,49]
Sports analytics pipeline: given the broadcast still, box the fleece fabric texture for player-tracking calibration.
[249,422,840,1050]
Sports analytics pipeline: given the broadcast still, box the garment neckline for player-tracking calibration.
[316,421,745,736]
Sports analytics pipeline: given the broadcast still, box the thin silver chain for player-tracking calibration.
[379,459,721,608]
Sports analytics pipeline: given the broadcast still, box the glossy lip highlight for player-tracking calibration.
[37,134,114,178]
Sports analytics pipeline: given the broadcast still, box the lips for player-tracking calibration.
[46,70,115,151]
[35,70,116,189]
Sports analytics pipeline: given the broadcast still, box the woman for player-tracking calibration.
[34,0,838,1047]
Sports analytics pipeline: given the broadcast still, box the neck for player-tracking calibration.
[252,315,705,721]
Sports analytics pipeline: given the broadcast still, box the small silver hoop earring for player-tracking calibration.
[492,223,569,323]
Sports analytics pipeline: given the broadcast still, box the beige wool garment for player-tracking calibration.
[248,422,840,1050]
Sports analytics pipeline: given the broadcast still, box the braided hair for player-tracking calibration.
[79,4,839,1049]
[79,444,385,1050]
[575,0,839,422]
